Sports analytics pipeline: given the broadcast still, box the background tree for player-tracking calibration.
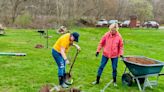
[0,0,163,28]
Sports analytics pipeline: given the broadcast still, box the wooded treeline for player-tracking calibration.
[0,0,163,28]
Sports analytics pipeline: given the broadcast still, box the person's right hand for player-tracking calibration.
[65,59,70,64]
[95,52,99,57]
[77,46,81,51]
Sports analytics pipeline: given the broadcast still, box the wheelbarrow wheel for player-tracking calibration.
[122,73,133,86]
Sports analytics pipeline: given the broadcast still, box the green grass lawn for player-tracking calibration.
[0,27,164,92]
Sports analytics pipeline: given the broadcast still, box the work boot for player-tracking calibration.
[92,76,100,85]
[61,83,69,88]
[113,77,117,87]
[113,82,118,87]
[113,77,117,82]
[65,80,72,85]
[59,76,63,85]
[59,76,69,88]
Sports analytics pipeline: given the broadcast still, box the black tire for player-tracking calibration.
[122,73,133,86]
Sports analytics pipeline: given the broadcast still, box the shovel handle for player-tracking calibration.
[68,49,79,74]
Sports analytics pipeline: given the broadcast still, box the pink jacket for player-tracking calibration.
[96,31,123,58]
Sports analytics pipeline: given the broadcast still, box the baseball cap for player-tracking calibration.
[71,32,79,42]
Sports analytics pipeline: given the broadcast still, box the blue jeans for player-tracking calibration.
[52,49,65,77]
[97,55,118,78]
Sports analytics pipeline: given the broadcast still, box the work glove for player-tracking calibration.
[95,52,99,57]
[120,55,123,58]
[120,55,124,61]
[65,59,70,65]
[73,44,81,51]
[77,46,81,52]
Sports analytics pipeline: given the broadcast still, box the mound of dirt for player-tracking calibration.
[39,85,81,92]
[39,85,50,92]
[125,57,156,65]
[69,88,81,92]
[35,44,44,48]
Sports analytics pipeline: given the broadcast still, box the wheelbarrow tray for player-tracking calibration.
[123,56,164,76]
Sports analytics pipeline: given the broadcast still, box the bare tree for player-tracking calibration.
[8,0,27,23]
[0,0,163,27]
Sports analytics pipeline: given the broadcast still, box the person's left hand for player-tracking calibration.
[65,59,70,65]
[120,55,124,60]
[120,55,123,58]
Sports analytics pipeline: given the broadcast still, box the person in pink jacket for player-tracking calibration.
[92,23,124,86]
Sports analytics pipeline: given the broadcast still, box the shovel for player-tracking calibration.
[64,49,79,84]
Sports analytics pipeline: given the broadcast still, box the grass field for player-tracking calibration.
[0,27,164,92]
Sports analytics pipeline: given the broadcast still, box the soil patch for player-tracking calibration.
[125,57,156,65]
[35,44,44,48]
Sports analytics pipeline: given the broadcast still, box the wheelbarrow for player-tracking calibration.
[121,56,164,91]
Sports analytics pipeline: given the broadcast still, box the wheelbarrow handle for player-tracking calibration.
[120,55,124,61]
[159,73,164,76]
